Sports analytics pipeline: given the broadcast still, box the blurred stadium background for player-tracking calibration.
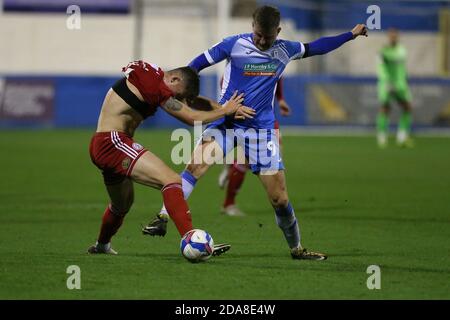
[1,1,450,300]
[1,0,450,132]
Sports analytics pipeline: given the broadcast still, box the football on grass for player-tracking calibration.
[180,229,214,262]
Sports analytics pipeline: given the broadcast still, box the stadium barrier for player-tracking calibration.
[1,75,449,129]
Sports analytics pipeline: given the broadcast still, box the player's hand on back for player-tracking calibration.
[222,91,255,119]
[222,91,253,118]
[223,91,244,115]
[351,24,368,39]
[234,105,256,120]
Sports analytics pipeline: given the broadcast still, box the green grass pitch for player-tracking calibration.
[0,129,449,299]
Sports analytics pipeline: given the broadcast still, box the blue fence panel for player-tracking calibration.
[261,0,448,31]
[54,76,118,127]
[3,0,130,13]
[2,74,450,128]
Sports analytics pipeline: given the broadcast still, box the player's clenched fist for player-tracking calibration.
[351,24,368,38]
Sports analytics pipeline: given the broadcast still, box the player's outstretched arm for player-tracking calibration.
[189,95,256,120]
[190,96,223,111]
[188,35,239,72]
[303,24,367,58]
[161,92,254,126]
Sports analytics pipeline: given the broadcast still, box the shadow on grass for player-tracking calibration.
[95,250,450,275]
[116,252,352,273]
[300,205,349,213]
[248,205,349,216]
[306,214,450,224]
[121,252,281,261]
[380,264,450,275]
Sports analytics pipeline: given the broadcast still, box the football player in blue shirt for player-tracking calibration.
[143,5,367,260]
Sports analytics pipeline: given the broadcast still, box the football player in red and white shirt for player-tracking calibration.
[88,60,254,254]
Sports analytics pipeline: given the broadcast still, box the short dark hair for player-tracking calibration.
[172,66,200,104]
[252,5,280,31]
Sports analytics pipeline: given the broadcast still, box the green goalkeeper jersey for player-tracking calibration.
[377,44,408,87]
[377,44,411,103]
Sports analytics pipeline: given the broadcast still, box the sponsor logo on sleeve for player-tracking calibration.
[132,142,143,151]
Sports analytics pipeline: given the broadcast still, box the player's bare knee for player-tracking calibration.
[186,163,207,179]
[269,194,289,208]
[185,163,196,175]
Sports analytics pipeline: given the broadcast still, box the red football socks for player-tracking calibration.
[162,183,193,236]
[98,204,125,244]
[223,162,247,208]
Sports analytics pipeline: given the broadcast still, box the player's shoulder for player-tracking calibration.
[274,38,291,45]
[273,38,303,52]
[223,33,251,44]
[273,38,304,58]
[123,60,164,74]
[217,33,253,53]
[239,32,253,39]
[275,38,301,45]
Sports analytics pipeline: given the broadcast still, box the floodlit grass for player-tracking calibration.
[0,129,449,299]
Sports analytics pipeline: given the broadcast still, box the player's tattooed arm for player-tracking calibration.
[198,96,222,110]
[188,96,221,111]
[162,92,254,126]
[162,97,183,111]
[161,97,198,125]
[190,95,256,120]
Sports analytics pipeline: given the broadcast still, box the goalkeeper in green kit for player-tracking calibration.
[376,28,413,148]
